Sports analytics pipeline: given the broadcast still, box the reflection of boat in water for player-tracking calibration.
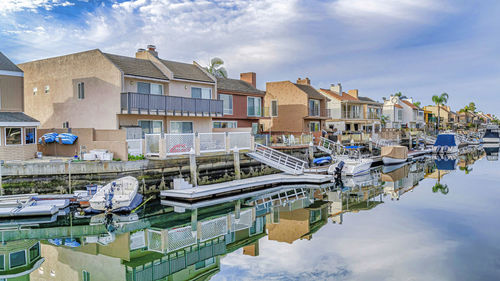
[433,133,460,154]
[482,125,499,143]
[483,143,499,161]
[381,145,408,165]
[89,176,142,212]
[434,155,457,171]
[343,171,381,189]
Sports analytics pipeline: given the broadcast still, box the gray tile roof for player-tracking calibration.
[0,52,23,73]
[160,59,214,83]
[359,96,382,105]
[103,53,169,80]
[294,83,326,100]
[217,77,264,95]
[0,112,39,123]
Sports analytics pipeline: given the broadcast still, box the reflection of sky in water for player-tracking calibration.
[214,158,500,281]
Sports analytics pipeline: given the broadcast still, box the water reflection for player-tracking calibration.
[1,147,498,281]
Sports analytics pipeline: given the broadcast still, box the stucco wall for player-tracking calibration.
[263,81,308,133]
[123,77,170,95]
[118,114,212,133]
[0,74,23,111]
[0,126,38,161]
[18,50,123,130]
[169,80,216,99]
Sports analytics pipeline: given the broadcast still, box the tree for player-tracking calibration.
[380,115,389,128]
[205,57,228,78]
[413,101,421,108]
[432,170,449,195]
[394,92,407,99]
[431,92,449,132]
[468,102,476,113]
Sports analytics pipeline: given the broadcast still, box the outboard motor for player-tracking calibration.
[436,146,442,154]
[334,161,344,186]
[443,146,449,154]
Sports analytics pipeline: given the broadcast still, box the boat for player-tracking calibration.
[432,133,460,154]
[328,145,373,176]
[89,176,140,212]
[434,154,457,171]
[381,145,408,165]
[482,125,499,143]
[483,143,499,161]
[0,194,69,218]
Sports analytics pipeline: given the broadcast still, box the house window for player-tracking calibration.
[44,85,50,94]
[213,121,237,128]
[219,94,233,115]
[252,123,258,134]
[77,82,85,99]
[137,82,163,95]
[33,87,37,96]
[83,270,91,281]
[29,242,40,262]
[271,100,278,117]
[0,255,4,270]
[5,128,22,145]
[191,87,212,99]
[63,121,70,128]
[309,99,320,116]
[247,97,261,117]
[309,121,320,132]
[397,109,403,121]
[138,120,163,136]
[9,250,26,269]
[25,128,36,144]
[170,121,193,133]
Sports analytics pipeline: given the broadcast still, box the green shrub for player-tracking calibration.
[128,154,146,161]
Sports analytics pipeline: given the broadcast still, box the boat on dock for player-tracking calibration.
[381,145,408,165]
[432,133,461,154]
[327,145,373,176]
[482,125,499,143]
[89,176,141,212]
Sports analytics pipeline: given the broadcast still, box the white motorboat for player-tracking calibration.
[432,133,460,154]
[381,145,408,165]
[0,194,69,218]
[89,176,139,212]
[482,125,499,143]
[329,156,373,176]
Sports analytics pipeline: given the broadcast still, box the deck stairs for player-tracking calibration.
[247,144,307,175]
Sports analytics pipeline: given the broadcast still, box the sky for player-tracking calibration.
[1,0,499,115]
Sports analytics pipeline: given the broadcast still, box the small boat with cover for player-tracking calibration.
[381,145,408,165]
[432,133,460,154]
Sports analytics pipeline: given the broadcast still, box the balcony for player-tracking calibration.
[120,92,223,116]
[342,111,362,119]
[367,112,380,119]
[306,107,331,119]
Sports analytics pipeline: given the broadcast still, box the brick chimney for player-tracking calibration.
[240,72,256,87]
[347,89,358,99]
[136,45,158,59]
[330,83,342,95]
[296,77,311,85]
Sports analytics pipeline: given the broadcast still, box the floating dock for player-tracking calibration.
[160,173,333,201]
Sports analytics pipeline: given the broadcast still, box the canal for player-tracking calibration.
[1,147,499,281]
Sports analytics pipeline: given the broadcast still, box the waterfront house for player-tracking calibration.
[261,78,330,133]
[0,52,40,161]
[19,46,222,137]
[423,105,453,128]
[399,98,425,129]
[383,96,404,129]
[318,83,382,133]
[215,72,265,134]
[0,239,43,280]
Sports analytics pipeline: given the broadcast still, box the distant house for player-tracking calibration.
[423,105,454,127]
[261,78,330,133]
[383,96,405,129]
[19,46,222,137]
[215,72,265,134]
[0,52,40,161]
[318,83,382,133]
[399,99,425,129]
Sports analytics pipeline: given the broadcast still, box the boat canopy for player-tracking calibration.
[434,159,457,170]
[434,134,456,146]
[381,146,408,159]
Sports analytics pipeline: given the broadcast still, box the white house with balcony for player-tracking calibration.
[400,98,425,129]
[383,96,404,129]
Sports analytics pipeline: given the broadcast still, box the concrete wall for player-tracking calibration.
[18,49,123,130]
[262,81,308,133]
[37,128,128,160]
[118,114,212,133]
[0,75,23,112]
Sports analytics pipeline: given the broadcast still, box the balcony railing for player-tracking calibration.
[120,92,223,116]
[367,112,380,119]
[342,111,362,119]
[307,107,331,118]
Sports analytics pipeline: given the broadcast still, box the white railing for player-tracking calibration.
[145,134,161,156]
[228,132,251,149]
[252,143,307,174]
[199,132,226,153]
[317,137,336,154]
[167,226,197,253]
[165,133,195,155]
[230,209,254,232]
[199,216,228,242]
[127,139,143,156]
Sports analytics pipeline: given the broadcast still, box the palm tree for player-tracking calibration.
[431,92,449,132]
[394,92,407,99]
[413,101,421,108]
[468,102,476,113]
[205,57,228,78]
[432,171,449,195]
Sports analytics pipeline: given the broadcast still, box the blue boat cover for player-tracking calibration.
[344,145,364,149]
[434,134,456,146]
[313,156,332,165]
[434,159,456,170]
[38,132,58,144]
[56,133,78,145]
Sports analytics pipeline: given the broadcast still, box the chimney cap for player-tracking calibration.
[137,48,146,52]
[147,45,156,50]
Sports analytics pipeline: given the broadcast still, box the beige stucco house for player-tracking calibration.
[18,46,223,138]
[0,52,40,161]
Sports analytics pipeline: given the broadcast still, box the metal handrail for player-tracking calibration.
[253,143,306,172]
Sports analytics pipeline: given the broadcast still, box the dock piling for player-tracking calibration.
[233,147,241,180]
[308,142,314,163]
[189,149,198,187]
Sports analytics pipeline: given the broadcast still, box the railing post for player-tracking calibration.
[195,132,201,156]
[225,132,231,153]
[127,92,131,114]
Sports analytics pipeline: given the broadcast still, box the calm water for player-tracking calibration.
[1,147,500,281]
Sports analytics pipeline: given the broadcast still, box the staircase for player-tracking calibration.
[247,144,307,175]
[317,137,336,154]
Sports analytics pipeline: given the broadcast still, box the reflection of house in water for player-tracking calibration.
[0,240,43,281]
[382,162,427,200]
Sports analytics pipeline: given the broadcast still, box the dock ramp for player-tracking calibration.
[317,137,336,154]
[247,144,307,175]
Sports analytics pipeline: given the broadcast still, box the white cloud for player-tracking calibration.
[0,0,75,14]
